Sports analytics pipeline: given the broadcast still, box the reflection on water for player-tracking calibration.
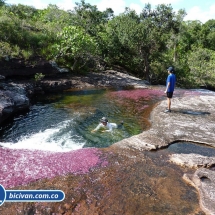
[0,88,165,151]
[167,142,215,157]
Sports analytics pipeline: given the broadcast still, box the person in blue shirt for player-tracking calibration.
[164,67,176,112]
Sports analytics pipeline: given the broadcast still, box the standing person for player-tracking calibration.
[164,66,176,113]
[91,117,123,133]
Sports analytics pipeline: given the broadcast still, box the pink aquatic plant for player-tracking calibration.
[107,89,165,115]
[108,89,165,101]
[0,147,107,188]
[108,88,208,103]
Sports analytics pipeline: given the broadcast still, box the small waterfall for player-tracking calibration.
[0,119,86,152]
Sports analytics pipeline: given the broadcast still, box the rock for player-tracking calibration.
[0,75,5,80]
[85,70,149,88]
[0,57,58,78]
[183,168,215,215]
[38,80,73,92]
[0,83,30,124]
[169,153,215,168]
[0,94,13,121]
[50,61,69,73]
[4,90,29,110]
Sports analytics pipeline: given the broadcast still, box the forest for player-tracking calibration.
[0,0,215,88]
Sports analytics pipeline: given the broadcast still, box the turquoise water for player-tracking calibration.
[0,88,164,151]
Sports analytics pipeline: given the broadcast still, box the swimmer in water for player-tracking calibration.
[91,117,123,133]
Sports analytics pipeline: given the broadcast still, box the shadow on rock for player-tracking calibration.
[173,109,210,116]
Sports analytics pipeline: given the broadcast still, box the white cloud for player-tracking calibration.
[130,3,143,14]
[6,0,47,9]
[57,0,75,11]
[31,0,47,9]
[96,0,126,14]
[184,4,215,23]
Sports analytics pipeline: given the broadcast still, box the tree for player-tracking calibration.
[4,4,38,20]
[54,26,97,72]
[37,4,71,30]
[201,19,215,51]
[103,4,180,81]
[70,0,114,36]
[188,47,215,87]
[0,0,5,7]
[184,20,203,49]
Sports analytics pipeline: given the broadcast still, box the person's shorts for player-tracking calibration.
[167,92,173,98]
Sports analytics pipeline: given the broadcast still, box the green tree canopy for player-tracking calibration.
[54,26,97,72]
[188,47,215,87]
[103,4,180,81]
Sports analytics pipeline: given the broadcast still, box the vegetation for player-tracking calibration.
[0,0,215,88]
[34,72,45,81]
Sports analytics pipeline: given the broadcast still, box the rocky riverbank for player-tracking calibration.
[0,70,215,214]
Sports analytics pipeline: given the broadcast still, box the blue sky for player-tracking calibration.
[5,0,215,23]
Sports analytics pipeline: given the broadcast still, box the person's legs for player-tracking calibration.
[165,92,173,112]
[167,97,171,110]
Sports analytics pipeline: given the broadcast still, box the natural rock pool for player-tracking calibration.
[0,87,166,151]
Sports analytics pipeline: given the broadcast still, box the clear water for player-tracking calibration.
[0,88,164,152]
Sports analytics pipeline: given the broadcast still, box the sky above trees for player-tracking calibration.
[4,0,215,23]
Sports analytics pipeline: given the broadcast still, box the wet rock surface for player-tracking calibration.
[1,72,215,214]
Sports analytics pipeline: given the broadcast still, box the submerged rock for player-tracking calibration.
[172,151,215,214]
